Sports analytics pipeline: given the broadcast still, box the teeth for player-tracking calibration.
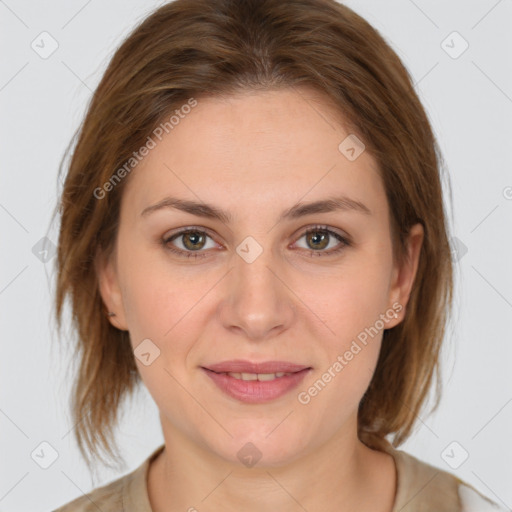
[256,373,276,381]
[226,372,291,381]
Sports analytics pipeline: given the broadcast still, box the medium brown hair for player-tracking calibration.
[52,0,455,473]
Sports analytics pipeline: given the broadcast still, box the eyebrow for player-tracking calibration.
[140,195,372,223]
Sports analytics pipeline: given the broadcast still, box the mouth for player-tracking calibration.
[201,360,312,403]
[203,359,311,374]
[205,370,298,381]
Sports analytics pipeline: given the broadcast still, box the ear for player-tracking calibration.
[95,245,128,331]
[385,222,424,328]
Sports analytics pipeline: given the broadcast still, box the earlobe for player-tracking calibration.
[95,246,128,331]
[387,223,424,328]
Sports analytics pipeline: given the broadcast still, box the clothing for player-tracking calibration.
[53,443,509,511]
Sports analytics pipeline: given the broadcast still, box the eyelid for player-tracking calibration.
[162,225,220,259]
[292,225,351,256]
[162,224,351,258]
[293,224,350,244]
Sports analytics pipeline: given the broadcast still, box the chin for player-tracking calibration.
[205,427,309,469]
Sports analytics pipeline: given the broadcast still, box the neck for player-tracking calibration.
[147,422,397,512]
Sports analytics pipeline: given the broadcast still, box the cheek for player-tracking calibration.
[315,263,392,343]
[298,255,392,398]
[118,259,204,399]
[297,275,386,423]
[117,239,200,334]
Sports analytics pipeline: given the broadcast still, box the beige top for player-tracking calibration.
[53,443,508,511]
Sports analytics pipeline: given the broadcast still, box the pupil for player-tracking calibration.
[185,232,204,249]
[309,231,328,250]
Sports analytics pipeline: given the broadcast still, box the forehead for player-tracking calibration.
[121,87,388,221]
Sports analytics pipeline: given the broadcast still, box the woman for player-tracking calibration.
[52,0,508,510]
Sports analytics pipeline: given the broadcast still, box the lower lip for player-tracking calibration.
[202,368,311,403]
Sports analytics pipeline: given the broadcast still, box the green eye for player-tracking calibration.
[163,229,215,259]
[162,225,351,259]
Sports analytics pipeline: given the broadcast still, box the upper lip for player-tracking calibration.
[203,360,311,374]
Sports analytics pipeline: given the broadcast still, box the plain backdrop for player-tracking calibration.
[1,0,511,510]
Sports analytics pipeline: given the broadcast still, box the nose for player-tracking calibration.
[218,246,296,341]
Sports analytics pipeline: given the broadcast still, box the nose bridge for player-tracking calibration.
[235,242,277,297]
[220,236,294,339]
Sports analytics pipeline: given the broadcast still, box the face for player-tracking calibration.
[97,87,423,467]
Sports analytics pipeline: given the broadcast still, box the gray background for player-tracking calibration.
[1,0,511,510]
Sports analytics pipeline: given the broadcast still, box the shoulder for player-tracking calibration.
[52,444,165,512]
[458,482,510,512]
[384,445,509,512]
[52,471,127,511]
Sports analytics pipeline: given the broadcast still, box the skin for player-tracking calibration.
[97,86,423,512]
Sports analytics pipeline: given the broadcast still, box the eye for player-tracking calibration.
[162,225,351,259]
[294,225,350,256]
[162,228,217,259]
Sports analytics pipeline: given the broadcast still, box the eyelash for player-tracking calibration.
[161,225,351,259]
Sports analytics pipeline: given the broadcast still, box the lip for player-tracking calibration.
[203,360,311,374]
[201,360,312,404]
